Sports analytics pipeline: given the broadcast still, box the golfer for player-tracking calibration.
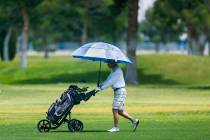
[95,61,139,132]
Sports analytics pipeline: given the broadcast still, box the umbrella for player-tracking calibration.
[72,42,131,86]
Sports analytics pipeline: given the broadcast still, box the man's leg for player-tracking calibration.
[112,109,119,127]
[107,109,120,132]
[119,110,139,132]
[118,110,134,122]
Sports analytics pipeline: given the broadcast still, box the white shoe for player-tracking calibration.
[132,119,139,132]
[107,127,120,132]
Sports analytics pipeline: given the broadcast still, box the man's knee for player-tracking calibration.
[118,110,124,114]
[112,109,119,114]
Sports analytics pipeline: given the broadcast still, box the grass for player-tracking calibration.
[0,84,210,140]
[0,55,210,140]
[138,55,210,86]
[0,55,210,86]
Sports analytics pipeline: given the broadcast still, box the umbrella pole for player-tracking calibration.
[97,61,101,87]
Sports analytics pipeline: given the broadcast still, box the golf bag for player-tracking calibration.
[37,85,97,132]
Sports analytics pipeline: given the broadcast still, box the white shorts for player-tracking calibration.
[112,88,126,111]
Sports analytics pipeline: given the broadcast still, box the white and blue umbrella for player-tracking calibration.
[72,42,131,64]
[72,42,131,85]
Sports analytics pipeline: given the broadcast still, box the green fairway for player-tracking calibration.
[0,84,210,140]
[0,55,210,140]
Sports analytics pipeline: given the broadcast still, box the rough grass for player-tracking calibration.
[138,55,210,86]
[0,55,210,86]
[0,84,210,140]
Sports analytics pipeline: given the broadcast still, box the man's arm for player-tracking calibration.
[99,72,117,90]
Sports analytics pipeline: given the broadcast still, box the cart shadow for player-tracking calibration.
[50,130,108,133]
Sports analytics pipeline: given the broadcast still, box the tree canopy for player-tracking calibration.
[30,0,128,47]
[141,0,210,55]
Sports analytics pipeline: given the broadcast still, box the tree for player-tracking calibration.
[140,3,184,52]
[31,0,83,58]
[0,0,43,67]
[143,0,210,55]
[31,0,128,52]
[69,0,128,44]
[0,29,17,61]
[109,0,128,44]
[203,0,210,54]
[17,0,43,68]
[0,1,21,62]
[72,0,104,44]
[125,0,139,85]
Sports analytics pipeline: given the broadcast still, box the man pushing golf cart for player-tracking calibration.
[73,42,139,132]
[37,42,139,133]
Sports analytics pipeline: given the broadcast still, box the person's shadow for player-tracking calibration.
[50,129,133,133]
[82,130,107,133]
[50,130,107,133]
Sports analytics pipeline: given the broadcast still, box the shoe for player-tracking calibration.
[107,127,120,132]
[132,119,139,132]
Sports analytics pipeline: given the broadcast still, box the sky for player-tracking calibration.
[138,0,156,22]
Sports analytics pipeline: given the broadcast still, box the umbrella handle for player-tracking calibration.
[97,61,101,87]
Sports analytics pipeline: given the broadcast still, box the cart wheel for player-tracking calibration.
[37,119,51,132]
[68,119,83,132]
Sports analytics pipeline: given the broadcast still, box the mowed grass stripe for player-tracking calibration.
[1,104,210,114]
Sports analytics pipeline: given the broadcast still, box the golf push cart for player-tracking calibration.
[37,85,97,132]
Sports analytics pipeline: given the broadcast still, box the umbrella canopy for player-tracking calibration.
[72,42,131,86]
[72,42,131,64]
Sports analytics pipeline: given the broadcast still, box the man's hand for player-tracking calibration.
[94,87,101,92]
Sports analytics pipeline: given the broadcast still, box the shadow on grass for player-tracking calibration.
[50,130,132,133]
[14,68,179,86]
[50,130,107,133]
[188,86,210,90]
[14,71,109,84]
[137,68,179,85]
[82,130,108,132]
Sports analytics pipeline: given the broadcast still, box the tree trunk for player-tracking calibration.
[198,33,207,55]
[188,36,205,55]
[44,45,49,58]
[81,3,89,44]
[187,24,205,55]
[155,42,162,53]
[188,38,196,55]
[81,22,88,44]
[44,38,49,59]
[20,4,29,68]
[3,27,12,62]
[125,0,139,85]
